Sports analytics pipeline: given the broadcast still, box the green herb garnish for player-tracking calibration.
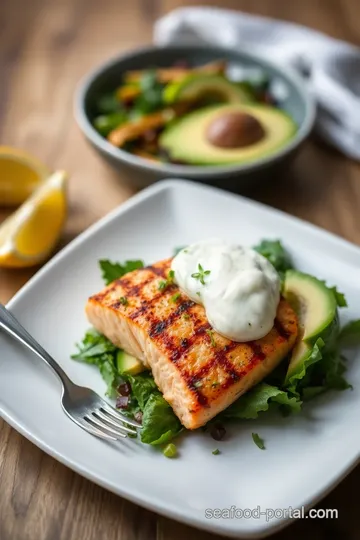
[183,313,190,320]
[171,292,181,303]
[191,263,211,285]
[158,270,175,291]
[206,329,216,347]
[163,443,177,458]
[252,432,265,450]
[119,296,128,306]
[212,449,220,455]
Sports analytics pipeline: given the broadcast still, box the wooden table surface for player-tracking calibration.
[1,0,360,539]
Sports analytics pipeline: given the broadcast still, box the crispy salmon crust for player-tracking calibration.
[86,259,298,429]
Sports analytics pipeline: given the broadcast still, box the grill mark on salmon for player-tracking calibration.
[86,258,298,429]
[148,299,196,336]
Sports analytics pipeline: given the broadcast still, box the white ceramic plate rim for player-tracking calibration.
[2,179,360,539]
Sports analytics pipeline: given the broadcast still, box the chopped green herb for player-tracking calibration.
[196,291,201,297]
[171,292,181,303]
[183,313,190,320]
[194,380,203,388]
[158,270,175,291]
[206,329,216,347]
[119,296,128,306]
[163,443,177,458]
[212,449,220,455]
[191,263,211,285]
[212,381,220,388]
[252,432,265,450]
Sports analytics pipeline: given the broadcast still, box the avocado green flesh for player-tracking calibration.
[116,350,145,375]
[283,270,338,380]
[163,75,250,105]
[159,104,297,166]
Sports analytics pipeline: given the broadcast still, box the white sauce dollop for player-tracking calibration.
[171,239,280,342]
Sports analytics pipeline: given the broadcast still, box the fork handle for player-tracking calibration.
[0,304,72,388]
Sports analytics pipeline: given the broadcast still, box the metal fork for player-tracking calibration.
[0,304,141,442]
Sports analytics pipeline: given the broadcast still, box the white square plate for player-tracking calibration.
[1,180,360,539]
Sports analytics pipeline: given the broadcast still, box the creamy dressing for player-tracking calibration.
[171,239,280,342]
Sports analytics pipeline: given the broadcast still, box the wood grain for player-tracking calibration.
[1,0,360,539]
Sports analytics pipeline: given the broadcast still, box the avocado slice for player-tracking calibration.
[159,104,297,166]
[283,270,338,384]
[163,74,252,105]
[116,350,145,375]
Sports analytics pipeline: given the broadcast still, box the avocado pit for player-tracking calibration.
[206,111,266,149]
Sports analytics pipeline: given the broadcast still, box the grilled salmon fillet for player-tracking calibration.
[86,259,298,429]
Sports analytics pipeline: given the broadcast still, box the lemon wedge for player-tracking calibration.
[0,171,67,268]
[0,146,50,206]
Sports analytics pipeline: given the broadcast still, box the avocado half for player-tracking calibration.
[163,74,251,105]
[283,270,338,385]
[159,104,297,166]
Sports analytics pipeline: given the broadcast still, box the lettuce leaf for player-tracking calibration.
[72,330,119,397]
[99,259,144,285]
[141,393,182,445]
[307,350,352,392]
[289,340,352,399]
[285,338,325,395]
[253,239,293,279]
[123,373,182,445]
[124,373,157,410]
[329,286,347,308]
[222,383,302,419]
[72,328,117,359]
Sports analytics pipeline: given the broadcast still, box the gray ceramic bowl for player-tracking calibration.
[75,45,315,188]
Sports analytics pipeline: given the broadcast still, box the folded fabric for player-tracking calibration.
[155,7,360,160]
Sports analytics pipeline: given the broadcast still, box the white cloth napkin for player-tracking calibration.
[154,7,360,161]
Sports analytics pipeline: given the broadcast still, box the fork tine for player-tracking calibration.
[73,416,118,441]
[63,408,118,441]
[101,403,142,429]
[84,415,127,439]
[95,410,137,435]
